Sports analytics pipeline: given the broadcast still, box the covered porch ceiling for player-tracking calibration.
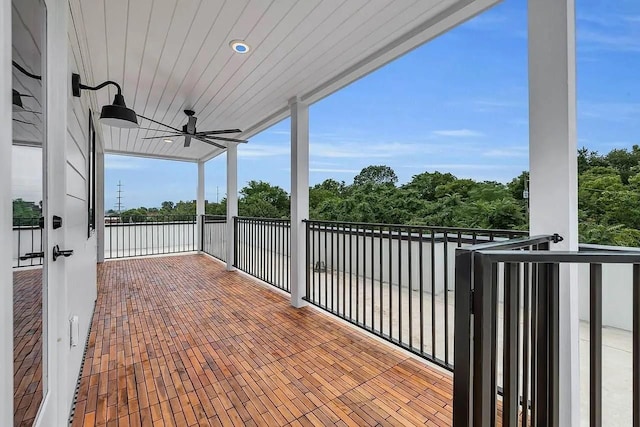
[70,0,498,163]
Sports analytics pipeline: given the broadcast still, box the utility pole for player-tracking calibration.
[115,181,124,217]
[216,186,219,204]
[523,177,530,216]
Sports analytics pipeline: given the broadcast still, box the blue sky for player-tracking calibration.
[96,1,640,208]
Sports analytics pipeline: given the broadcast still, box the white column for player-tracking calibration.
[528,0,579,425]
[196,161,205,252]
[290,97,309,308]
[226,144,238,271]
[96,148,105,263]
[0,0,13,421]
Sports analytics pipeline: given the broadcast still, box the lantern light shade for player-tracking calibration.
[100,93,138,128]
[12,89,24,111]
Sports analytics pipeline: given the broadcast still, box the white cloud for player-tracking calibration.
[311,141,432,159]
[483,147,528,158]
[403,163,514,171]
[431,129,485,137]
[237,144,289,158]
[105,156,147,170]
[12,145,42,202]
[310,168,359,174]
[579,102,640,122]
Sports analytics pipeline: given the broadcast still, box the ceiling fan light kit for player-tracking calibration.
[71,73,139,129]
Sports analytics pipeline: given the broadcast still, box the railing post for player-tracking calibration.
[472,253,497,426]
[453,248,473,427]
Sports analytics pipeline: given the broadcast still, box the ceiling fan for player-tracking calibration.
[137,109,247,149]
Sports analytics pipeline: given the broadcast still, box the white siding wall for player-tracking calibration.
[55,9,100,419]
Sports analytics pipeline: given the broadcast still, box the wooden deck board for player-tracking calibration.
[13,268,43,427]
[71,254,453,426]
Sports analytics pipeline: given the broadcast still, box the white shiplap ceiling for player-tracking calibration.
[69,0,498,162]
[12,0,44,147]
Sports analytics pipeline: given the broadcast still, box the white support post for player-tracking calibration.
[528,0,579,425]
[226,144,238,271]
[96,148,105,263]
[0,0,13,422]
[197,161,205,252]
[290,97,309,308]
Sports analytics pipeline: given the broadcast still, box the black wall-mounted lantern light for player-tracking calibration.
[13,89,25,111]
[71,73,138,129]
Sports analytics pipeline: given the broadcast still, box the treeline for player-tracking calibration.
[106,145,640,247]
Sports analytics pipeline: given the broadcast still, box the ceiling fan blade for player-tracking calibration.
[195,129,242,135]
[141,134,184,140]
[194,136,226,150]
[184,135,192,148]
[136,127,175,132]
[13,118,35,125]
[137,114,183,133]
[205,135,248,143]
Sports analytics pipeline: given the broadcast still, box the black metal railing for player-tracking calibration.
[453,236,640,427]
[304,219,527,371]
[105,215,197,259]
[202,215,227,262]
[234,217,291,292]
[13,217,43,268]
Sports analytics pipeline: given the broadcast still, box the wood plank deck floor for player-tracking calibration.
[71,254,453,427]
[13,268,43,427]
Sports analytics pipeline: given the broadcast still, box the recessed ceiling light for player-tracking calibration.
[230,40,250,54]
[164,139,173,143]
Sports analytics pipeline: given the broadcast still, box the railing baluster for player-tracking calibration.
[419,229,424,355]
[590,263,602,427]
[388,226,393,340]
[633,264,640,427]
[398,226,403,344]
[431,230,436,358]
[522,262,531,427]
[408,226,413,349]
[503,262,520,427]
[356,225,360,322]
[379,225,384,334]
[371,225,375,331]
[343,224,347,317]
[444,231,450,364]
[363,226,367,325]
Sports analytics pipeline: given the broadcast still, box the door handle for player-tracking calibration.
[52,245,73,261]
[19,251,45,260]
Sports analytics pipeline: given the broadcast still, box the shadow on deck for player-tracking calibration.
[71,254,453,426]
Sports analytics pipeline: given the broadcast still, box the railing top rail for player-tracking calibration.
[303,218,528,235]
[477,250,640,264]
[235,216,291,223]
[579,243,640,253]
[458,234,557,252]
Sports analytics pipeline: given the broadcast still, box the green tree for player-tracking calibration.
[353,165,398,187]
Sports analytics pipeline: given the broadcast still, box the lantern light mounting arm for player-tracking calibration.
[72,73,122,97]
[12,61,42,80]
